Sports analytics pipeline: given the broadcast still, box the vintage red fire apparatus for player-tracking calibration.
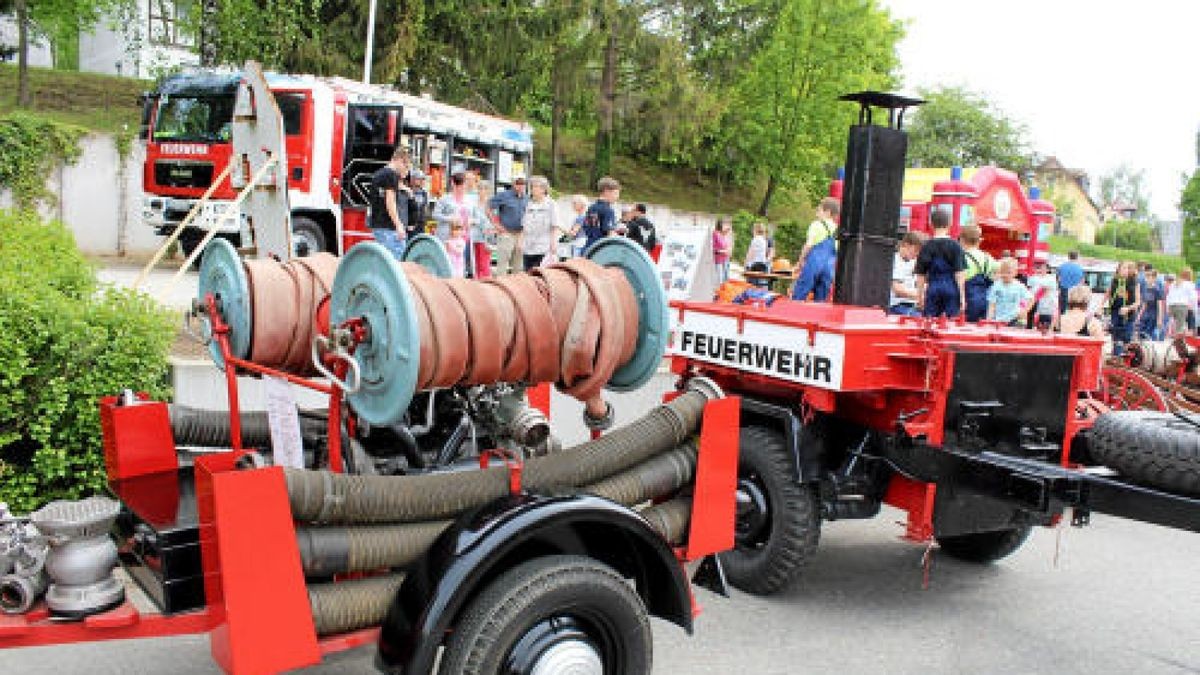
[139,70,533,257]
[831,165,1054,276]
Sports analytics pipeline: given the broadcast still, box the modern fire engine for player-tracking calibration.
[139,70,534,257]
[830,165,1054,276]
[671,92,1199,596]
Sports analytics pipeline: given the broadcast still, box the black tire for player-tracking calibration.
[178,230,205,269]
[439,555,651,675]
[936,526,1032,563]
[719,425,820,596]
[292,216,327,256]
[1091,411,1200,496]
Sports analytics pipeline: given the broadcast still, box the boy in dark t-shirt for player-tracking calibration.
[582,176,621,253]
[914,209,966,318]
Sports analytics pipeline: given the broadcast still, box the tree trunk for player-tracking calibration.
[550,60,563,186]
[757,174,778,216]
[592,22,617,185]
[199,0,219,67]
[16,0,30,108]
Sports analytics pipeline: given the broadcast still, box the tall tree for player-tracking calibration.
[1097,163,1151,220]
[179,0,323,72]
[732,0,901,215]
[1181,169,1200,270]
[905,85,1031,170]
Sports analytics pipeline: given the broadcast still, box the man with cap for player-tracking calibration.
[406,169,430,239]
[487,176,529,275]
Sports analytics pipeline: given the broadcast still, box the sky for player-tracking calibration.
[880,0,1200,220]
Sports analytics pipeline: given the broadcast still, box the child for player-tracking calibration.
[889,231,925,315]
[914,209,966,317]
[1028,261,1060,330]
[1135,268,1165,340]
[745,222,771,287]
[446,222,468,278]
[713,220,733,283]
[791,197,839,301]
[581,176,621,253]
[1055,285,1104,337]
[959,224,994,322]
[987,257,1033,326]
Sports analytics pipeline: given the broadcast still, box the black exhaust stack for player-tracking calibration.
[833,91,924,309]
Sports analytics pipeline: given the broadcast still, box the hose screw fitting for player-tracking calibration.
[583,401,615,432]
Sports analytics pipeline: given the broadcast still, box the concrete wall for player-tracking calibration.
[0,135,162,257]
[0,15,53,68]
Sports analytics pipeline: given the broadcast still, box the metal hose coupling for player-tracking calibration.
[583,400,615,433]
[30,496,125,618]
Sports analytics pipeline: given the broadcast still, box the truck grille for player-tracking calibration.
[154,160,214,189]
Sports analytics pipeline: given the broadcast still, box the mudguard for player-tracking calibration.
[375,493,692,674]
[741,397,822,482]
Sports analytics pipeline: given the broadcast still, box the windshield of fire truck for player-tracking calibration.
[152,94,235,143]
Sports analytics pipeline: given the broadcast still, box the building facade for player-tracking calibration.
[1035,156,1103,244]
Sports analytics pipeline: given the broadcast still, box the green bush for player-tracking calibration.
[1047,234,1186,274]
[1094,219,1156,252]
[0,210,174,512]
[730,207,813,267]
[0,113,86,210]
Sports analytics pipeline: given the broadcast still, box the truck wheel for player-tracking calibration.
[720,425,820,596]
[936,527,1032,563]
[439,554,651,675]
[1091,411,1200,496]
[292,216,327,256]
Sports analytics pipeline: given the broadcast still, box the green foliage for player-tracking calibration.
[730,208,811,266]
[1097,164,1151,220]
[0,112,86,209]
[730,0,901,214]
[1095,219,1156,252]
[178,0,322,71]
[0,63,149,135]
[1181,169,1200,270]
[0,210,174,512]
[1047,234,1185,274]
[906,85,1031,170]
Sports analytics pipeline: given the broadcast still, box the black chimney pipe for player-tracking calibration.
[833,91,924,309]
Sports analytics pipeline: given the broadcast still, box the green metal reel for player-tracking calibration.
[196,238,251,369]
[330,242,422,427]
[585,237,669,392]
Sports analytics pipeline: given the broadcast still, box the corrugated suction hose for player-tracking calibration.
[295,443,698,576]
[307,572,405,636]
[169,405,325,449]
[285,388,710,524]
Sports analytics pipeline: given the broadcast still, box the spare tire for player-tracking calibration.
[1091,411,1200,496]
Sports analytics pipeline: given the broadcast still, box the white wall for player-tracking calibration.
[0,135,161,257]
[0,14,53,68]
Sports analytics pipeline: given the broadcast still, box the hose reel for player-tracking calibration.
[328,237,667,427]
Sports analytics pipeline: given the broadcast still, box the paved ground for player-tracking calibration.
[13,261,1194,673]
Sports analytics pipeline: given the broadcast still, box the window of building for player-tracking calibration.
[148,0,194,48]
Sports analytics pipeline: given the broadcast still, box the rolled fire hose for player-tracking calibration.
[295,443,698,576]
[305,494,696,637]
[285,387,710,524]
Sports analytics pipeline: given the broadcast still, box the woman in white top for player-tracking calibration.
[520,175,561,270]
[1166,267,1197,335]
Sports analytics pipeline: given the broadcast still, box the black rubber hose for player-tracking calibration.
[285,388,711,524]
[169,405,326,448]
[295,443,698,576]
[307,573,405,636]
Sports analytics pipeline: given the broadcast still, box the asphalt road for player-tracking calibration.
[9,264,1199,674]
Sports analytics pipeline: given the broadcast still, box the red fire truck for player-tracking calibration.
[139,70,533,257]
[831,165,1054,275]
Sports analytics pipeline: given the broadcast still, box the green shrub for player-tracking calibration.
[730,208,812,267]
[1048,234,1186,274]
[0,113,86,210]
[0,210,174,512]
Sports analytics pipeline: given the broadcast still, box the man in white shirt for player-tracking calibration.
[889,231,925,316]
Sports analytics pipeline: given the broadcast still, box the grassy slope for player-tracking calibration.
[532,125,808,221]
[0,63,149,135]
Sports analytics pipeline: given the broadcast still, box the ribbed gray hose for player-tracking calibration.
[285,389,710,524]
[305,496,696,636]
[169,405,326,448]
[308,573,405,636]
[295,443,699,576]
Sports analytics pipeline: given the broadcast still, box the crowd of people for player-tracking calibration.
[732,195,1200,351]
[367,148,658,278]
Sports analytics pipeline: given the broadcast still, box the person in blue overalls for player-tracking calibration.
[791,197,839,302]
[915,209,967,318]
[959,223,994,322]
